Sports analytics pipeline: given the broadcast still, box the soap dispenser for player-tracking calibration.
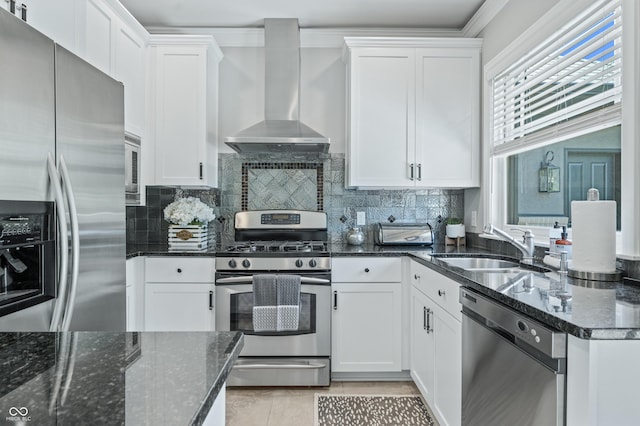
[549,221,562,253]
[555,226,572,259]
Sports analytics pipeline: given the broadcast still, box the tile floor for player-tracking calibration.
[226,381,434,426]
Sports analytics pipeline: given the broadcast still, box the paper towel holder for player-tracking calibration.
[538,151,560,193]
[567,187,622,281]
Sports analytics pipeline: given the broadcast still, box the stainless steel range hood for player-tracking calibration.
[225,18,330,154]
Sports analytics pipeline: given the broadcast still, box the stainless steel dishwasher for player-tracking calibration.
[460,287,567,426]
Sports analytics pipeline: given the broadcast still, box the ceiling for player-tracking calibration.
[119,0,486,29]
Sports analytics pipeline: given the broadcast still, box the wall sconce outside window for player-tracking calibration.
[539,150,560,192]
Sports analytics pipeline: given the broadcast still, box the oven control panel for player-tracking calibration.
[215,256,331,271]
[261,213,300,225]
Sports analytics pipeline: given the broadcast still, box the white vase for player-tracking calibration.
[168,224,208,251]
[446,224,465,238]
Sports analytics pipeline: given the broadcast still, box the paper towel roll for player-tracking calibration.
[571,199,617,273]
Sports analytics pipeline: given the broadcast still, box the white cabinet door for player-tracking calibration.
[114,24,146,136]
[149,38,220,187]
[22,0,79,55]
[332,282,402,372]
[126,256,146,331]
[411,287,435,404]
[83,0,113,75]
[346,48,415,187]
[145,283,215,331]
[415,47,480,188]
[432,302,462,426]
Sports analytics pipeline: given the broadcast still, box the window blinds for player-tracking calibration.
[492,0,622,150]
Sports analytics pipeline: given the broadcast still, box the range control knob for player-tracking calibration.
[295,259,304,268]
[517,320,529,333]
[242,259,251,268]
[228,259,237,268]
[309,259,317,268]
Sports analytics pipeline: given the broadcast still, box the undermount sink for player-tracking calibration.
[433,256,521,271]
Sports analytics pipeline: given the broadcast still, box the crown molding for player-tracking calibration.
[462,0,510,37]
[145,26,466,48]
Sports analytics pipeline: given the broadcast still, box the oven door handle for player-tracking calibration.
[215,276,330,285]
[232,363,326,370]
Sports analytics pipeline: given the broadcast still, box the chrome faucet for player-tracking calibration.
[483,224,535,263]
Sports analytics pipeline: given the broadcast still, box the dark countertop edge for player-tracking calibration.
[190,332,244,426]
[126,244,640,340]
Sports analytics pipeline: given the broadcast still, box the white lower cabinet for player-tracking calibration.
[332,257,403,373]
[144,257,215,331]
[411,260,461,426]
[126,256,145,331]
[332,282,402,372]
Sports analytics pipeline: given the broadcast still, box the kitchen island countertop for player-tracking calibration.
[0,331,243,425]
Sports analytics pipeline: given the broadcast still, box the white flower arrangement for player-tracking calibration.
[163,197,215,226]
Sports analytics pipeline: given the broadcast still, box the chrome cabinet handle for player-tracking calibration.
[414,274,420,280]
[426,308,432,333]
[199,162,203,180]
[209,290,214,310]
[417,163,422,181]
[333,291,338,310]
[409,163,415,181]
[438,290,446,297]
[423,306,427,330]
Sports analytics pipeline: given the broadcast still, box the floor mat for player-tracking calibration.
[315,394,436,426]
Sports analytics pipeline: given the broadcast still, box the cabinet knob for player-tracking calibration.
[414,274,420,280]
[438,289,446,297]
[364,268,370,273]
[177,268,182,273]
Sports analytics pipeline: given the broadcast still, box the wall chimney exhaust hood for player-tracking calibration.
[224,18,330,154]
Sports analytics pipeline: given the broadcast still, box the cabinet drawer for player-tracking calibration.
[332,257,401,283]
[145,257,215,283]
[411,261,461,321]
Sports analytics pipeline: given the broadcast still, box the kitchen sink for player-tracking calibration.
[432,255,521,271]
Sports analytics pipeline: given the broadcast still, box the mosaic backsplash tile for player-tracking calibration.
[241,162,323,211]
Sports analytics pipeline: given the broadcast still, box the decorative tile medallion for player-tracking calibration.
[241,162,324,211]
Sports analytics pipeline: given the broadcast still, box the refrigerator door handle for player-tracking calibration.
[59,155,80,332]
[47,153,70,332]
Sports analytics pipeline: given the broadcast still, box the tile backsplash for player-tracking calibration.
[128,153,464,247]
[126,153,640,279]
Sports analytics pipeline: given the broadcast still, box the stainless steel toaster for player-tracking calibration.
[373,223,433,246]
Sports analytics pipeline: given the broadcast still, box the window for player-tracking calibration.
[489,0,622,235]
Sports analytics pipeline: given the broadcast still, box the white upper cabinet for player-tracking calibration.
[343,38,481,189]
[8,0,149,137]
[19,0,80,55]
[82,0,148,137]
[147,36,223,187]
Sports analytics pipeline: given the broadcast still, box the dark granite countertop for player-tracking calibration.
[408,252,640,340]
[126,242,640,340]
[0,331,243,425]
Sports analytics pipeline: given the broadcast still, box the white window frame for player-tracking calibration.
[482,0,640,259]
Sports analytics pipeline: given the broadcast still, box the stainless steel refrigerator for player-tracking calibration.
[0,8,126,331]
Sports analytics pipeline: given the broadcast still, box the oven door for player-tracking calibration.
[215,273,331,357]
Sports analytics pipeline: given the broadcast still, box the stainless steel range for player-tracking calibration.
[215,210,331,386]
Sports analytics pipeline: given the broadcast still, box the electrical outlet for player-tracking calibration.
[356,211,366,226]
[471,211,477,227]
